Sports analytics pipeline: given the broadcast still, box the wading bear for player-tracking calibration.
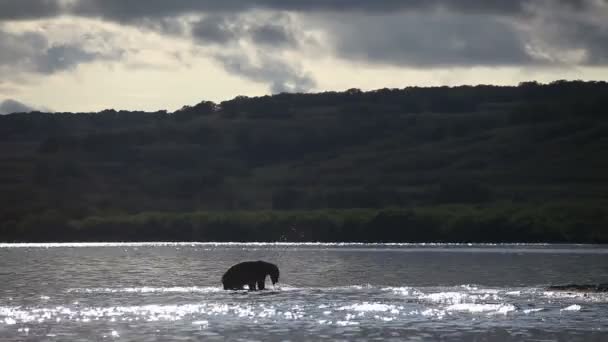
[222,260,280,291]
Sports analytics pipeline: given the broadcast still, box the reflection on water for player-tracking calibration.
[1,243,607,341]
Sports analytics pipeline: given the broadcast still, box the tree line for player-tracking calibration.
[0,80,607,242]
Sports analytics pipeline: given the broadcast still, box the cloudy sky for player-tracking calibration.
[0,0,607,113]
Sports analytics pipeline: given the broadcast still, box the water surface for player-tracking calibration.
[1,243,607,341]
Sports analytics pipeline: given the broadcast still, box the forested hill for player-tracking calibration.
[1,80,608,242]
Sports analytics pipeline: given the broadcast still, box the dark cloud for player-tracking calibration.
[67,0,607,69]
[0,0,63,21]
[525,4,608,65]
[0,0,594,26]
[191,13,310,92]
[35,45,99,73]
[573,23,608,65]
[0,0,605,81]
[216,52,315,93]
[249,23,296,47]
[191,16,238,44]
[70,0,589,20]
[190,14,297,48]
[300,0,607,68]
[0,31,47,70]
[0,99,34,114]
[0,29,123,78]
[322,13,534,67]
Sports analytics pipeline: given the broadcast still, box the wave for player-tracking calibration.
[561,304,582,312]
[446,303,516,315]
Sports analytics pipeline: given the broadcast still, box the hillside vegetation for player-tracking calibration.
[1,80,607,242]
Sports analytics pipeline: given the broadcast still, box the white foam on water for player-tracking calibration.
[275,284,375,292]
[382,286,422,296]
[338,303,398,313]
[561,304,582,312]
[446,303,516,315]
[336,320,359,326]
[523,308,544,314]
[421,292,471,304]
[543,291,581,299]
[420,291,501,305]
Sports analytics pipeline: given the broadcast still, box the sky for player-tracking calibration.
[0,0,607,113]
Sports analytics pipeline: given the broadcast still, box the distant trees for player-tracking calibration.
[435,180,493,204]
[0,80,607,242]
[3,203,606,243]
[173,101,218,121]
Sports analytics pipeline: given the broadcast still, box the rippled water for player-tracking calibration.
[1,243,607,341]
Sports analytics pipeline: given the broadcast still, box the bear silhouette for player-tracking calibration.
[222,260,280,291]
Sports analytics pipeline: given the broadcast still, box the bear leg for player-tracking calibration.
[257,280,265,290]
[248,282,257,291]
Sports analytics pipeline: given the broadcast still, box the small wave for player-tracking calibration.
[382,286,423,296]
[421,292,471,305]
[561,304,582,312]
[446,303,516,315]
[336,320,359,326]
[276,284,375,292]
[523,308,544,314]
[338,303,400,313]
[420,291,501,305]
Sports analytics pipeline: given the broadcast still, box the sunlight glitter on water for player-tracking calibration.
[2,285,602,328]
[1,244,607,340]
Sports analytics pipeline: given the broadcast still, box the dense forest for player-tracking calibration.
[1,80,607,242]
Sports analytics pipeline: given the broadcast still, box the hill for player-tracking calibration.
[1,80,607,242]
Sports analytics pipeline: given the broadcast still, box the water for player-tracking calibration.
[1,243,607,341]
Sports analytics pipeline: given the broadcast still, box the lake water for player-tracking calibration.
[1,243,607,341]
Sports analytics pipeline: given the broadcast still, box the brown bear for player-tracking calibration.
[222,260,280,291]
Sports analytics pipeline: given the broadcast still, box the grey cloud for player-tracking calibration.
[191,13,311,92]
[191,14,297,47]
[303,0,607,68]
[0,31,47,70]
[0,0,594,25]
[35,45,99,74]
[321,13,534,67]
[191,16,239,44]
[70,0,608,69]
[0,99,35,114]
[250,23,296,47]
[545,22,608,65]
[0,0,63,21]
[1,0,606,74]
[574,23,608,65]
[216,52,315,93]
[71,0,589,20]
[0,29,123,78]
[524,3,608,65]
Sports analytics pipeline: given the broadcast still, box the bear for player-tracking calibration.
[222,260,280,291]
